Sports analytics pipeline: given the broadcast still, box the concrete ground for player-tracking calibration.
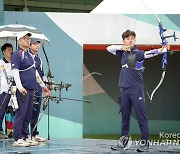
[0,138,180,154]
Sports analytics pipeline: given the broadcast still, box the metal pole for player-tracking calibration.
[48,99,50,140]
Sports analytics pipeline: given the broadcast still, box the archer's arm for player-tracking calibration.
[107,45,122,55]
[144,46,170,59]
[106,45,128,58]
[36,70,49,95]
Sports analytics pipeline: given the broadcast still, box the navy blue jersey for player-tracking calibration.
[116,48,145,88]
[11,47,37,90]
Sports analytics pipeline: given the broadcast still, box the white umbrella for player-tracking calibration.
[0,24,49,46]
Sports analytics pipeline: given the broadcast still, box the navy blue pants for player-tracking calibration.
[120,87,149,140]
[31,90,42,136]
[0,92,11,131]
[13,89,34,141]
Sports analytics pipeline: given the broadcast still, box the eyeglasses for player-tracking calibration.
[21,37,31,41]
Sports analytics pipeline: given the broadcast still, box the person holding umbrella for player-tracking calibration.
[0,43,13,139]
[11,33,49,147]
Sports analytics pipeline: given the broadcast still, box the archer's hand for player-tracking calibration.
[121,45,131,51]
[19,87,27,95]
[42,86,50,96]
[49,84,55,90]
[161,45,170,52]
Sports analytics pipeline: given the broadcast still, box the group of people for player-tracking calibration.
[0,32,50,147]
[107,30,170,152]
[0,29,170,150]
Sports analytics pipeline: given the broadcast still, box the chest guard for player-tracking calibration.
[122,50,144,70]
[127,51,137,69]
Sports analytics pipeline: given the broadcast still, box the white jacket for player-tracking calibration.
[0,59,13,94]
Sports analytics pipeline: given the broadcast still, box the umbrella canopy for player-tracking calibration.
[0,24,49,45]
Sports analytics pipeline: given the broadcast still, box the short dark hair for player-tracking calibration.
[1,43,13,53]
[122,30,136,40]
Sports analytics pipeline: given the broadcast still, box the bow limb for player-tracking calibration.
[150,70,166,101]
[31,96,49,137]
[70,72,101,86]
[42,43,54,89]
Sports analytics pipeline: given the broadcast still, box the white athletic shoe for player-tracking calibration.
[13,139,30,147]
[33,135,46,142]
[25,137,39,146]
